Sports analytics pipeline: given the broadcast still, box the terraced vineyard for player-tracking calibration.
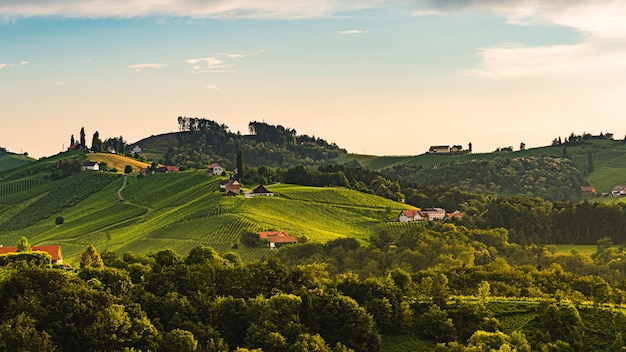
[0,178,48,197]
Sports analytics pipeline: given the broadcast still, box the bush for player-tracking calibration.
[55,216,64,225]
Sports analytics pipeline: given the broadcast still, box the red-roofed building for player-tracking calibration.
[0,245,64,264]
[156,166,179,173]
[398,209,424,222]
[258,231,297,249]
[207,163,224,175]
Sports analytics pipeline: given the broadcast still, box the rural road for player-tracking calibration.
[117,175,127,201]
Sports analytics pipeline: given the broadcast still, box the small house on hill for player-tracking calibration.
[581,186,597,195]
[258,231,297,249]
[612,186,626,196]
[421,207,446,220]
[0,245,63,264]
[398,209,424,222]
[223,180,241,195]
[247,184,273,197]
[83,161,99,171]
[428,145,450,153]
[156,166,179,173]
[208,163,224,175]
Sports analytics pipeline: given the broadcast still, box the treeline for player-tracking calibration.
[4,225,626,350]
[383,156,586,202]
[163,117,347,169]
[242,163,626,246]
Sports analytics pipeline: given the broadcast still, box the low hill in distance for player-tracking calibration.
[0,151,34,173]
[0,157,411,261]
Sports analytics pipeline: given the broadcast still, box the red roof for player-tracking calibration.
[0,245,63,263]
[258,231,297,243]
[401,209,421,218]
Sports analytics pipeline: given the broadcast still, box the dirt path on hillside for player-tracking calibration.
[117,175,127,201]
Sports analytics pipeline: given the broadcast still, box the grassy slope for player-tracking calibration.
[86,152,150,173]
[337,140,626,204]
[0,153,34,173]
[0,168,410,262]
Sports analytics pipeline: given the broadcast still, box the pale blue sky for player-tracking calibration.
[1,1,624,158]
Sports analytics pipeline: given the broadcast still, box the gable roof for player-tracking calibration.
[258,231,297,243]
[0,245,63,262]
[83,161,99,167]
[208,163,221,169]
[400,209,421,218]
[252,184,271,193]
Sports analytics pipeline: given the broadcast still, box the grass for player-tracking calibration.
[0,163,410,262]
[0,153,33,173]
[87,152,150,174]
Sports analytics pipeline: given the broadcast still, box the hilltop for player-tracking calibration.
[0,149,34,173]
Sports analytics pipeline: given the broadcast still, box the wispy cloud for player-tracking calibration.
[129,63,166,72]
[53,80,66,85]
[226,53,244,59]
[186,57,232,73]
[0,64,6,69]
[426,1,626,79]
[337,29,369,35]
[0,0,391,20]
[205,84,220,90]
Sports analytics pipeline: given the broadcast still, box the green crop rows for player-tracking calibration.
[0,178,48,197]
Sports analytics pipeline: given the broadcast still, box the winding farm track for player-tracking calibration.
[117,175,127,201]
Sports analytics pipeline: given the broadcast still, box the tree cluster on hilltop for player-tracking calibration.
[160,117,346,169]
[384,156,585,202]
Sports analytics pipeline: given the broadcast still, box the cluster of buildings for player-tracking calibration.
[398,208,463,222]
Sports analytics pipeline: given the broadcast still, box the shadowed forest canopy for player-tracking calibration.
[163,117,346,169]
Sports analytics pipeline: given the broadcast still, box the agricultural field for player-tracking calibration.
[87,152,150,173]
[0,165,410,261]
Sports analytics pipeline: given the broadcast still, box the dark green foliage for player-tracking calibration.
[147,117,346,169]
[241,231,263,247]
[385,156,585,201]
[55,216,64,225]
[0,251,52,267]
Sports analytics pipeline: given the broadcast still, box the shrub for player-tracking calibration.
[55,216,64,225]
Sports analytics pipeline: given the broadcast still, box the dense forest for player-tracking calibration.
[383,156,586,202]
[156,117,346,169]
[3,225,626,351]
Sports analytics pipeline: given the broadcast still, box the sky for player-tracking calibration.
[2,1,626,158]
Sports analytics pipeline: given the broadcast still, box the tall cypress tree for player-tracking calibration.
[236,150,244,183]
[80,127,86,149]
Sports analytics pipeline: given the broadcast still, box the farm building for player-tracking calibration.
[581,186,597,195]
[207,163,224,175]
[258,231,297,249]
[0,245,64,264]
[428,146,450,153]
[612,186,626,196]
[83,161,99,171]
[246,184,273,197]
[421,208,446,220]
[398,209,424,222]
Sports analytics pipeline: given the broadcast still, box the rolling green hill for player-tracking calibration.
[0,164,411,262]
[336,139,626,199]
[0,152,34,173]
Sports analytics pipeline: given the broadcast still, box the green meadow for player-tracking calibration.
[0,166,411,262]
